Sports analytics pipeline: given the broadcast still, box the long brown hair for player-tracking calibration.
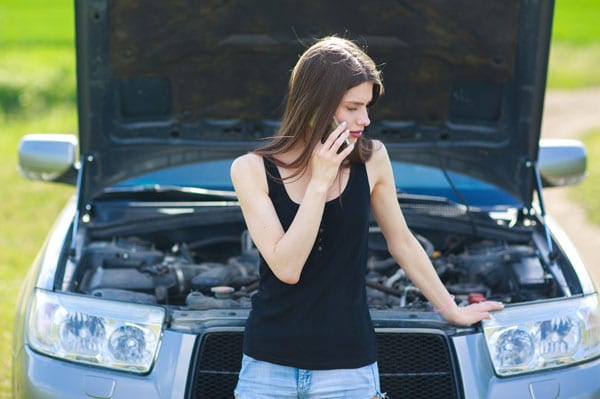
[255,36,384,179]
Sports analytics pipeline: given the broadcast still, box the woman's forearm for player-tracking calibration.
[267,180,329,284]
[390,235,457,313]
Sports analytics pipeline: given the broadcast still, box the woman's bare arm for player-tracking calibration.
[230,127,353,284]
[367,141,503,325]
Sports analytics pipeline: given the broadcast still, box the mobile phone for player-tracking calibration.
[331,116,340,130]
[332,117,351,154]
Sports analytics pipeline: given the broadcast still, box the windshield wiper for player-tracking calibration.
[99,185,238,201]
[397,192,472,222]
[397,192,465,207]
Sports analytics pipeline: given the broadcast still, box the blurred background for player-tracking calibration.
[0,0,599,397]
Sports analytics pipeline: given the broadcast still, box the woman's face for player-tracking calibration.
[334,81,373,144]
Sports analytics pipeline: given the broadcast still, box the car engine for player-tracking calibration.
[73,226,555,310]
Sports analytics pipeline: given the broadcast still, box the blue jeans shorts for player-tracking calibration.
[234,354,388,399]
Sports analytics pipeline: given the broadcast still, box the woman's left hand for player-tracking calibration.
[442,301,505,326]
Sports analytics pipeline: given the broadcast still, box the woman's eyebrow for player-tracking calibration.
[343,99,371,106]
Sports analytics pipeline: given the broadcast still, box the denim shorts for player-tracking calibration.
[234,354,387,399]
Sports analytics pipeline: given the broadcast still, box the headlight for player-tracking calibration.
[483,294,600,376]
[28,289,165,373]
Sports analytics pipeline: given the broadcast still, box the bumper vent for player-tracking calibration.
[188,330,460,398]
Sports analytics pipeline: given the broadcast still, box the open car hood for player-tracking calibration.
[75,0,553,206]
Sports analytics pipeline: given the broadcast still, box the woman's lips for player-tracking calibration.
[350,130,363,138]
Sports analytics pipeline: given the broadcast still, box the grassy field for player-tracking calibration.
[1,1,599,397]
[0,1,76,397]
[571,129,600,225]
[547,0,600,88]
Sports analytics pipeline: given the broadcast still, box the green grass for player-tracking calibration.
[570,129,600,225]
[0,47,76,395]
[0,1,76,394]
[547,42,600,88]
[1,0,600,397]
[547,0,600,88]
[0,47,76,119]
[552,0,600,45]
[534,0,600,215]
[0,0,74,46]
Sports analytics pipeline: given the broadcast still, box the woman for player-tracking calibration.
[231,36,503,398]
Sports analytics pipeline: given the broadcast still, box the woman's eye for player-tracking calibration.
[347,107,357,112]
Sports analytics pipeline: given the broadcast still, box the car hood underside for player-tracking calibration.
[75,0,552,206]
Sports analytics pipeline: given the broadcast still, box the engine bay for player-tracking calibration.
[68,214,560,311]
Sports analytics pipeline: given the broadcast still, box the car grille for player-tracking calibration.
[187,330,461,398]
[376,332,460,398]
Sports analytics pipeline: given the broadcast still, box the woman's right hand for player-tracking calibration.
[309,121,354,189]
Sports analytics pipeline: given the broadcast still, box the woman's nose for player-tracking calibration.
[358,109,370,126]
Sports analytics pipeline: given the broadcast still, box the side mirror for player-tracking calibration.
[538,139,587,187]
[18,134,79,185]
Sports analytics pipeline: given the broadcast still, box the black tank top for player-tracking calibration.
[243,157,377,370]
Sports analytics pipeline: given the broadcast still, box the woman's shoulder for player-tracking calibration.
[365,139,389,165]
[364,139,393,189]
[230,152,265,183]
[231,152,263,171]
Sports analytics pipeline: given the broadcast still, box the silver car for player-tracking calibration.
[12,0,600,398]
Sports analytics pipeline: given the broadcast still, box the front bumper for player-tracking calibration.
[13,328,600,398]
[12,331,196,399]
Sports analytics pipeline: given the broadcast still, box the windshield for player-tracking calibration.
[113,159,521,209]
